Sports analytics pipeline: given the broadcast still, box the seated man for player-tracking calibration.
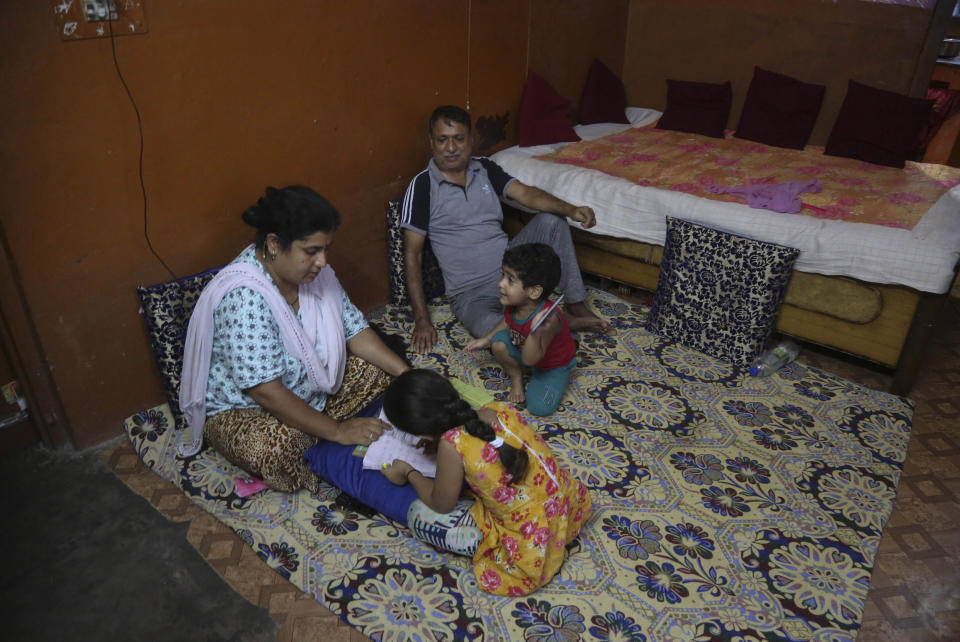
[401,105,615,353]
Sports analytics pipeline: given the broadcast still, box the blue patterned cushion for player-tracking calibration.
[136,267,221,432]
[646,217,799,367]
[386,200,445,306]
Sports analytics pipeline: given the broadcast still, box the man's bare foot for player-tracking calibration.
[507,377,526,404]
[565,301,617,336]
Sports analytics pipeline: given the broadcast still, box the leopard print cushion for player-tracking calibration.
[646,217,799,367]
[137,267,222,433]
[386,199,445,306]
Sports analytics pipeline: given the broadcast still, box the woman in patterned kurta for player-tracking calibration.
[381,369,591,596]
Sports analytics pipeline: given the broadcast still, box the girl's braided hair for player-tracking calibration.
[383,369,529,483]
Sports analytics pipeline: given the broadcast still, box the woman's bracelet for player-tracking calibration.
[405,468,417,483]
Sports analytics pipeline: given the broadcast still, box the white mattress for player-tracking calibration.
[490,109,960,294]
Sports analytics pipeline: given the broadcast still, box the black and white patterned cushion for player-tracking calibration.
[385,200,445,306]
[136,267,221,432]
[646,217,799,367]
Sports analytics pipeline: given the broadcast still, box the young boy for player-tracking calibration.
[465,243,577,416]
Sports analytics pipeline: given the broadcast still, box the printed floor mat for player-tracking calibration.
[123,289,914,641]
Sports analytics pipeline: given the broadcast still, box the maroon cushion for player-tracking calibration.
[578,59,630,125]
[518,70,581,147]
[734,67,825,149]
[656,79,732,138]
[824,80,933,168]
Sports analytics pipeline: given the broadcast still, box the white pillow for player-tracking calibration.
[626,107,662,126]
[572,108,662,140]
[573,122,633,140]
[494,107,664,157]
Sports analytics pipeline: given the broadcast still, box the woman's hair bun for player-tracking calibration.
[240,205,261,229]
[241,187,279,229]
[242,185,340,247]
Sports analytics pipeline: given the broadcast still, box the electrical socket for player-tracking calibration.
[84,0,117,22]
[50,0,146,40]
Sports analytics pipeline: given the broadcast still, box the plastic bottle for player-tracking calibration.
[749,339,801,377]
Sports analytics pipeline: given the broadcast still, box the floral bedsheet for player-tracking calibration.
[535,126,960,229]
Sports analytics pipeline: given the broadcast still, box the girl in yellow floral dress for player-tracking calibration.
[380,368,591,596]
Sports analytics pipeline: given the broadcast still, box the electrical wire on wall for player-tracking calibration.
[108,20,177,280]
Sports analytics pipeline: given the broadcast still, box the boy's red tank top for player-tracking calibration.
[504,299,576,371]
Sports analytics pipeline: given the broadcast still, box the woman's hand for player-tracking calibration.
[346,327,411,376]
[381,459,414,485]
[336,416,386,446]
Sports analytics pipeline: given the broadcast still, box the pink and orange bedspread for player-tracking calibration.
[534,126,960,230]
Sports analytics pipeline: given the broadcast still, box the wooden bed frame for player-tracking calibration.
[503,207,955,396]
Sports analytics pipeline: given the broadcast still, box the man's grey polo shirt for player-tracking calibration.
[400,157,516,297]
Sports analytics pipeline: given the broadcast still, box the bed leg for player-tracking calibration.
[890,292,947,397]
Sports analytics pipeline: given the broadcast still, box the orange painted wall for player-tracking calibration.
[528,0,630,117]
[623,0,935,145]
[0,0,526,448]
[469,0,530,146]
